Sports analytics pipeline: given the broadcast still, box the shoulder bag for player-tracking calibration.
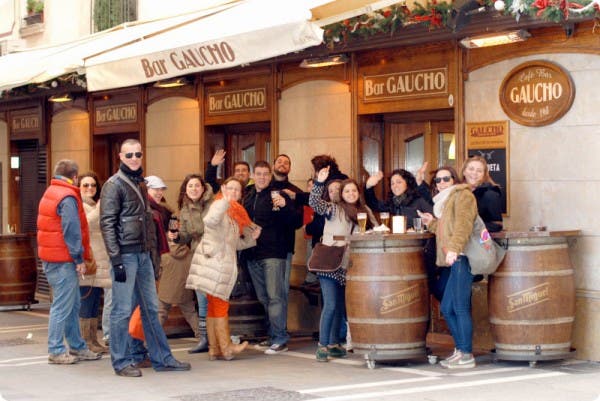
[307,242,350,273]
[464,216,506,275]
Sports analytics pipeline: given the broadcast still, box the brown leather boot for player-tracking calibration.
[89,318,108,353]
[214,317,248,361]
[79,318,105,354]
[206,317,221,361]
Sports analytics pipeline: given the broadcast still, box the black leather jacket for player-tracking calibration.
[100,170,155,267]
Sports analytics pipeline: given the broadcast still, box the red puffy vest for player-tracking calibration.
[37,179,91,263]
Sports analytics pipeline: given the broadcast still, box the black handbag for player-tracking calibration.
[307,242,350,273]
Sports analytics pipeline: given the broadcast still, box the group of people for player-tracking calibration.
[38,136,502,376]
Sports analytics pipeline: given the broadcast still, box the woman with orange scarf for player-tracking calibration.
[186,177,261,360]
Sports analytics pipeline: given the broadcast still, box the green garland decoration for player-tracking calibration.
[323,0,600,48]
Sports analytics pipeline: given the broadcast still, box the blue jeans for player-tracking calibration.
[109,252,177,371]
[318,276,346,346]
[195,290,208,318]
[44,262,87,355]
[102,288,112,338]
[440,256,474,353]
[79,286,102,318]
[247,258,289,345]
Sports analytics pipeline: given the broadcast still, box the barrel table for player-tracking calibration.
[489,230,580,366]
[0,234,38,310]
[344,232,432,369]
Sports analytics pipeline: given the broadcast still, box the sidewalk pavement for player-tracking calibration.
[1,304,600,401]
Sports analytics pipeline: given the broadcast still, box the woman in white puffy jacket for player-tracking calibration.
[186,177,261,360]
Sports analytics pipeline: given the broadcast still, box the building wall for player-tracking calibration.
[50,109,90,174]
[145,96,200,209]
[0,119,7,234]
[465,53,600,360]
[278,79,351,333]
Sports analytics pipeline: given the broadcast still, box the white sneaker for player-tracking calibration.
[264,343,288,355]
[446,352,476,369]
[440,348,460,368]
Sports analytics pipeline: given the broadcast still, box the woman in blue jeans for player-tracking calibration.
[309,167,377,362]
[420,166,478,369]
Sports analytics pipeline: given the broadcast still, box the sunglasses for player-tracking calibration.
[434,176,452,184]
[81,183,97,188]
[123,152,143,159]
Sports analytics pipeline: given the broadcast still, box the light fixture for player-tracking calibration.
[153,77,190,88]
[460,30,531,48]
[299,54,349,68]
[48,93,73,103]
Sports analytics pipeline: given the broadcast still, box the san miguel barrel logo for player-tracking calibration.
[499,60,574,127]
[506,283,550,313]
[379,284,421,315]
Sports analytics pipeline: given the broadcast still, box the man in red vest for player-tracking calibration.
[37,159,102,364]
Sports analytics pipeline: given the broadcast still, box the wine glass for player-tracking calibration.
[168,216,179,234]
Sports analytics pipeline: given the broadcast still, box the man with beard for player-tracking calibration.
[270,154,304,311]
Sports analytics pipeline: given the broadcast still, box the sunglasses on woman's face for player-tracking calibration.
[82,183,97,188]
[124,152,143,159]
[434,176,452,184]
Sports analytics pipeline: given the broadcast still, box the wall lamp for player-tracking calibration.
[299,54,349,68]
[153,77,190,88]
[460,30,531,48]
[48,93,73,103]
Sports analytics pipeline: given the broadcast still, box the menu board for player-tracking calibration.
[466,121,509,215]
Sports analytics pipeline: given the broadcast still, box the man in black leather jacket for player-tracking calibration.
[100,138,190,378]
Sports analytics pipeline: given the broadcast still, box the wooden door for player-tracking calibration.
[92,132,139,183]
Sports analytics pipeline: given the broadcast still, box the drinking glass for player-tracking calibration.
[271,190,280,211]
[168,216,179,234]
[413,217,423,233]
[357,212,367,234]
[380,212,390,228]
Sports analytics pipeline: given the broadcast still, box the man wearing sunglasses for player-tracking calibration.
[100,139,191,377]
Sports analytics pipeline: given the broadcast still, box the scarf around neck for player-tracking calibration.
[119,162,144,183]
[432,185,456,218]
[214,192,252,233]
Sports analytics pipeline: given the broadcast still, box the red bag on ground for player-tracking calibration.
[129,306,145,341]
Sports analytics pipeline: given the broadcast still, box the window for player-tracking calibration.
[93,0,137,33]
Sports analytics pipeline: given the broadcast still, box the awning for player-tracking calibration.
[84,0,324,91]
[0,0,323,93]
[0,2,241,92]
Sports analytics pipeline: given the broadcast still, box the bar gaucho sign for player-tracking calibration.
[499,61,574,127]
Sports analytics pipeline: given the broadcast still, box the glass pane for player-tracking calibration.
[405,135,424,176]
[242,145,256,172]
[438,133,456,167]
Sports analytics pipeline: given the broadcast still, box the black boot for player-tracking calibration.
[188,318,208,353]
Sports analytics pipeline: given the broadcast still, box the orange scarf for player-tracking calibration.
[214,192,252,233]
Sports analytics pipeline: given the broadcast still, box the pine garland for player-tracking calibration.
[323,0,600,48]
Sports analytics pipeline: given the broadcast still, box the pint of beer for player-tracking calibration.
[380,212,390,228]
[357,212,367,233]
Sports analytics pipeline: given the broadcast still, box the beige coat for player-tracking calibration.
[158,242,195,304]
[428,184,478,267]
[186,199,256,301]
[80,199,111,288]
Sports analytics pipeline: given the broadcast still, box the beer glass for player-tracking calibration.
[357,212,367,234]
[413,217,423,233]
[380,212,390,228]
[271,190,280,211]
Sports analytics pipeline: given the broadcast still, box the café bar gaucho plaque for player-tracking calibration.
[499,60,575,127]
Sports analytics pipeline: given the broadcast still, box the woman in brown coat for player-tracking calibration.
[169,174,214,353]
[420,166,478,370]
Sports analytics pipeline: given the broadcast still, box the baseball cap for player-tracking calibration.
[145,175,167,189]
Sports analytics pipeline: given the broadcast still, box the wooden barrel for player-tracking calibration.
[0,235,38,307]
[228,257,267,340]
[489,235,576,360]
[346,234,430,360]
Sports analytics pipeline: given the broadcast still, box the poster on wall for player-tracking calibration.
[466,121,509,215]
